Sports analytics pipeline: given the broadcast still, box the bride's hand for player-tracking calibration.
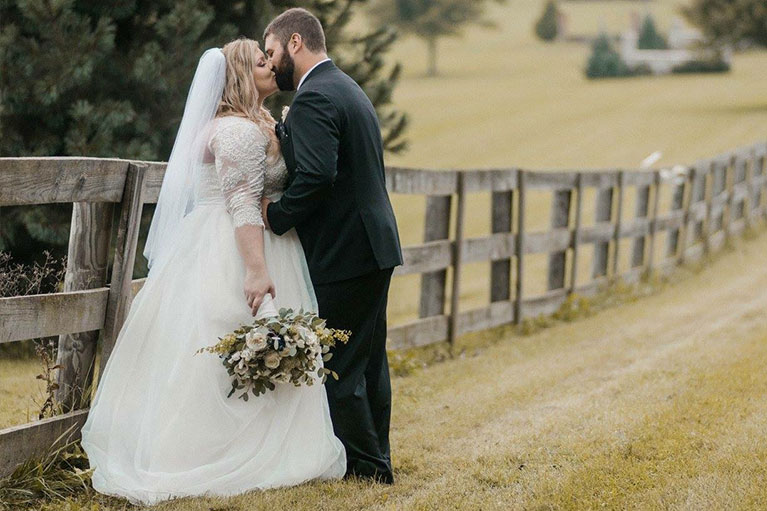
[244,269,276,316]
[261,197,272,231]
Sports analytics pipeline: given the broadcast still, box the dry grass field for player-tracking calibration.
[3,0,767,507]
[14,207,767,511]
[378,0,767,324]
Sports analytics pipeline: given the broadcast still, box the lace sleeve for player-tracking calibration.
[209,118,267,228]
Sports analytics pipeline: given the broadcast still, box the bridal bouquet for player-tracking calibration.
[195,296,350,401]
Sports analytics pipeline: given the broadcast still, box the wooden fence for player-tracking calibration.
[1,140,766,478]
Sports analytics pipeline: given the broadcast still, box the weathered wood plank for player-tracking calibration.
[709,230,726,252]
[515,171,527,324]
[655,210,685,232]
[138,160,167,204]
[385,167,458,195]
[386,315,449,350]
[620,217,651,239]
[520,289,569,319]
[547,189,572,290]
[448,173,467,347]
[593,187,613,278]
[99,164,147,383]
[579,171,619,189]
[646,172,661,272]
[0,158,129,206]
[396,240,453,276]
[525,228,571,254]
[683,243,705,263]
[570,174,584,294]
[463,169,518,193]
[613,171,625,275]
[419,196,452,317]
[55,201,114,411]
[0,289,109,344]
[665,178,686,258]
[490,190,513,302]
[524,171,578,190]
[0,409,89,479]
[581,222,616,244]
[623,171,655,187]
[457,300,515,336]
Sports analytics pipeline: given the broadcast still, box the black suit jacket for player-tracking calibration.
[266,60,403,285]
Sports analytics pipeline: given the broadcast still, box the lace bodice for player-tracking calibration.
[198,116,288,228]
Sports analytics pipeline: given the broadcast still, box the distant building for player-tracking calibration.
[619,16,731,74]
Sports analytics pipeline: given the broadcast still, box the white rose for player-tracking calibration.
[245,331,268,351]
[274,372,291,384]
[281,105,290,122]
[264,352,281,369]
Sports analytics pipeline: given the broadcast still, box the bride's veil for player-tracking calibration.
[143,48,226,276]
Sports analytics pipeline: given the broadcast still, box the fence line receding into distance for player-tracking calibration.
[1,140,766,477]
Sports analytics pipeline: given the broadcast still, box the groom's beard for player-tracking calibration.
[274,51,296,92]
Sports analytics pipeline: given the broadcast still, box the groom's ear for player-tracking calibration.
[288,33,303,55]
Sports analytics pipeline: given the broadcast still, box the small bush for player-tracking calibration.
[637,15,668,50]
[586,33,632,79]
[672,59,731,74]
[535,0,559,42]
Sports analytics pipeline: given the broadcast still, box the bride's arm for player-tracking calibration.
[210,119,276,316]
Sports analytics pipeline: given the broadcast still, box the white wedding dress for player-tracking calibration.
[80,116,346,506]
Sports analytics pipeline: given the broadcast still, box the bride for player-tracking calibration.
[79,39,346,506]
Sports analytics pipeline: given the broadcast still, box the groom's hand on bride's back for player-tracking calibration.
[244,269,276,316]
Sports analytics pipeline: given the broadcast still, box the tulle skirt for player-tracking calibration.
[80,202,346,506]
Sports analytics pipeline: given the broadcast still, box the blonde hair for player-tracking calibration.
[216,38,280,161]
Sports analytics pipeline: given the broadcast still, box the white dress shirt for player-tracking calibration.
[297,58,332,91]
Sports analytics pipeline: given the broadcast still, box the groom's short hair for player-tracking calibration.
[264,8,327,53]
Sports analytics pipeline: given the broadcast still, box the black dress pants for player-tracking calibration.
[313,267,394,483]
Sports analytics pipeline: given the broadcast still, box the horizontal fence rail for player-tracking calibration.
[1,140,766,477]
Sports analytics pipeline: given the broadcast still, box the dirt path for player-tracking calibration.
[59,230,767,511]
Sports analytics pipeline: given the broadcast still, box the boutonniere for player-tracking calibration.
[281,105,290,122]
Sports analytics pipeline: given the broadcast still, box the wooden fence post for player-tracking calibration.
[514,171,526,324]
[547,189,571,290]
[54,201,116,411]
[631,183,651,268]
[491,188,513,302]
[666,172,686,259]
[99,163,147,384]
[752,146,765,222]
[647,171,661,273]
[592,187,613,278]
[760,143,767,220]
[678,166,693,264]
[419,195,452,318]
[744,150,753,229]
[725,154,736,240]
[448,173,467,348]
[703,161,714,255]
[570,173,583,294]
[612,171,625,277]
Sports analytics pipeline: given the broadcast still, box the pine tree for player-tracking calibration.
[0,0,408,267]
[535,1,559,42]
[683,0,767,48]
[369,0,505,77]
[637,14,667,50]
[586,33,630,79]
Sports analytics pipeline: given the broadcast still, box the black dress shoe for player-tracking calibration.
[343,469,394,485]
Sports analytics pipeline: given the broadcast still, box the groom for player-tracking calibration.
[260,8,403,484]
